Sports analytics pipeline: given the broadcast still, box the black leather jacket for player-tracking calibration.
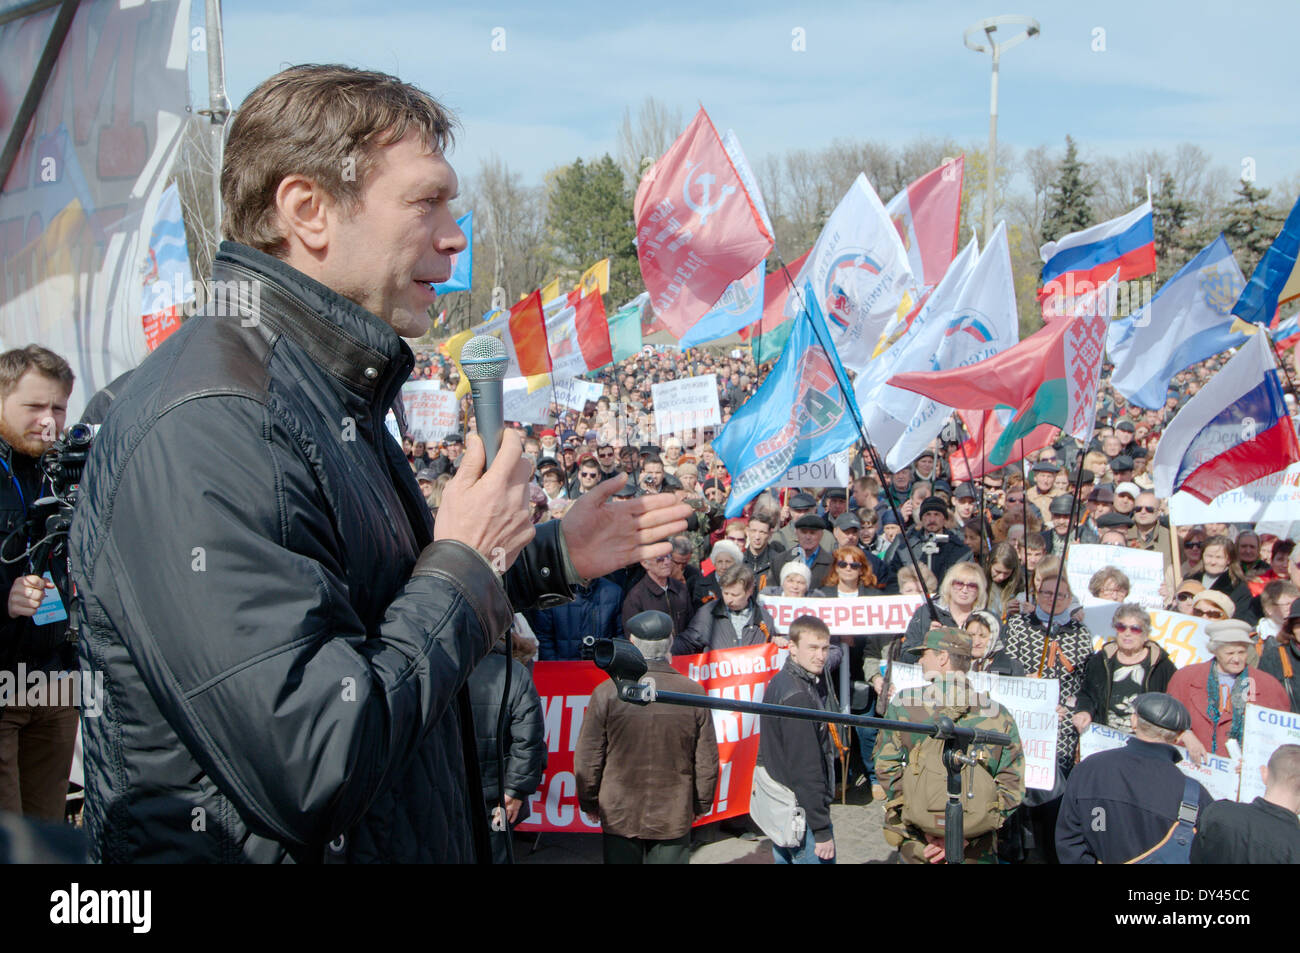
[70,242,575,863]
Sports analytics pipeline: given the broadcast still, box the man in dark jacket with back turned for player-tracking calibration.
[68,65,688,864]
[468,632,546,863]
[1191,744,1300,863]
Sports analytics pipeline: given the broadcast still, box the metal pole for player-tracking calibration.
[985,44,999,246]
[204,0,231,233]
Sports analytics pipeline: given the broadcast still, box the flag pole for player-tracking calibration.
[952,413,986,561]
[773,253,942,625]
[1039,438,1089,677]
[1168,513,1183,591]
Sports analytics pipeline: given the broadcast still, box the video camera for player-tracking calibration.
[1,422,95,640]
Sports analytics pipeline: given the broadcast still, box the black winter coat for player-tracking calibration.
[758,658,837,842]
[468,644,546,819]
[0,440,71,674]
[1190,797,1300,864]
[529,577,624,660]
[70,242,576,863]
[1075,641,1178,724]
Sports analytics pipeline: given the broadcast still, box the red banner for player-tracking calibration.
[517,643,782,834]
[633,107,773,340]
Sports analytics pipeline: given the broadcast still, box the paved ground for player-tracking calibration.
[515,782,898,864]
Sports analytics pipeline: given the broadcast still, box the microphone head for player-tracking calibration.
[460,334,509,382]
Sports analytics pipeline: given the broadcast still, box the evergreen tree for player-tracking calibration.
[1150,173,1204,282]
[1222,178,1285,280]
[544,155,639,306]
[1041,136,1095,244]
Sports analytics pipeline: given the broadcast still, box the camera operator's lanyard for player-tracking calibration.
[0,456,64,623]
[0,454,30,514]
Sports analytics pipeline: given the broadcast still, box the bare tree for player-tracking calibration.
[616,97,684,186]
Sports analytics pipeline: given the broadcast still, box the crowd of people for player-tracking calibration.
[398,336,1300,864]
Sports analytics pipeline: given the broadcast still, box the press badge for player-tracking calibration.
[33,571,68,625]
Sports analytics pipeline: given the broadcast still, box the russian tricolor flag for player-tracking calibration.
[1038,200,1155,314]
[1153,332,1300,503]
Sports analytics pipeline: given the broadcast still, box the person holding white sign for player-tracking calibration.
[1072,603,1178,734]
[1168,619,1291,763]
[1190,744,1300,864]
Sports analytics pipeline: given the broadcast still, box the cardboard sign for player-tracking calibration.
[1067,543,1165,610]
[652,374,721,436]
[882,662,1060,791]
[400,381,458,442]
[1239,703,1300,803]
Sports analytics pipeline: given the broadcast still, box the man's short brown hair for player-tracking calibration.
[0,345,74,398]
[221,64,458,256]
[788,614,829,644]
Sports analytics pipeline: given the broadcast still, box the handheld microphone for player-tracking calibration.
[459,334,509,468]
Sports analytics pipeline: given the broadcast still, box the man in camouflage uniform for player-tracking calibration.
[874,628,1024,864]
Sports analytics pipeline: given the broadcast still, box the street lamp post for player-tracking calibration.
[964,15,1040,244]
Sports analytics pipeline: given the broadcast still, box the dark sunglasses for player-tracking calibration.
[836,560,861,569]
[1134,505,1157,513]
[1193,607,1226,619]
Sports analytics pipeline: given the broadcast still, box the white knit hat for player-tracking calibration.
[710,540,743,567]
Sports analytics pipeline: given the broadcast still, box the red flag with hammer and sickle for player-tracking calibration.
[633,107,773,340]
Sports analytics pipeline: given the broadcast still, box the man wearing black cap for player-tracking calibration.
[1026,460,1060,522]
[888,496,972,584]
[774,491,833,554]
[951,483,992,555]
[427,432,463,478]
[832,513,893,591]
[822,487,849,523]
[1055,693,1212,864]
[575,611,718,864]
[1109,455,1135,486]
[774,514,836,590]
[1046,494,1076,558]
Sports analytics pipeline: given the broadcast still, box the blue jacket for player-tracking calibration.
[529,576,624,661]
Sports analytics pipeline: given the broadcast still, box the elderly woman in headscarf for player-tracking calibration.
[965,610,1024,676]
[1167,618,1290,762]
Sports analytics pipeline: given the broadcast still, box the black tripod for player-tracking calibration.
[588,615,1012,864]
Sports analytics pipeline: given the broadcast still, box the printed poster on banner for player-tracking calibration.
[517,644,782,833]
[886,662,1060,791]
[773,449,853,488]
[652,374,721,436]
[503,377,554,425]
[759,594,922,635]
[1239,703,1300,802]
[553,378,603,411]
[1067,544,1165,610]
[1079,604,1211,668]
[1078,724,1242,801]
[399,381,458,443]
[1170,462,1300,526]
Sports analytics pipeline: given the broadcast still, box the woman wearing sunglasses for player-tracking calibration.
[816,547,887,793]
[1179,528,1208,578]
[1071,603,1178,734]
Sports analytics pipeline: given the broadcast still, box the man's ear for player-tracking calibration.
[275,174,333,254]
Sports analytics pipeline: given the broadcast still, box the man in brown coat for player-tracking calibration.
[575,611,719,863]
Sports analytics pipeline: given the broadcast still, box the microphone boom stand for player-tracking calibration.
[589,635,1012,864]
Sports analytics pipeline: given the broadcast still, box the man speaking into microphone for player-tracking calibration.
[69,65,689,864]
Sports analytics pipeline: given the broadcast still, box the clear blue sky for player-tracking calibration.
[214,0,1299,193]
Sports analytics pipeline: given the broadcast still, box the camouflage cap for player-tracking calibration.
[903,626,973,660]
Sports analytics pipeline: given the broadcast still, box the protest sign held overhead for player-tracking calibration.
[652,374,721,436]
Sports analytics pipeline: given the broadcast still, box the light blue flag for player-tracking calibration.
[433,211,473,293]
[1106,234,1246,409]
[678,264,765,348]
[714,282,863,517]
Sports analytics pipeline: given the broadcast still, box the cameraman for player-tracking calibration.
[0,346,77,821]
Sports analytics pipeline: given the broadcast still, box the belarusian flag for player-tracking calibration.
[889,276,1115,466]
